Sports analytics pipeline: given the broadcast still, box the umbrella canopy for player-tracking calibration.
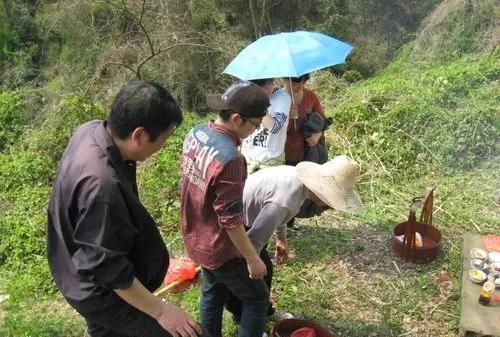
[223,31,353,80]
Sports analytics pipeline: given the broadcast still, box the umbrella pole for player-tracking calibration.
[289,77,297,130]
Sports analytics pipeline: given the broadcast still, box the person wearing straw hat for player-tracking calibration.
[180,81,271,337]
[225,155,363,324]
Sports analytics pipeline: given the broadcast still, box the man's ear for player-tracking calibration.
[229,112,242,125]
[130,127,146,146]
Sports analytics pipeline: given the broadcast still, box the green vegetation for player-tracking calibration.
[322,49,499,175]
[0,91,24,151]
[1,0,498,336]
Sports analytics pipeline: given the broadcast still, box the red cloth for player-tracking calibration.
[291,327,316,337]
[284,88,325,162]
[180,122,247,270]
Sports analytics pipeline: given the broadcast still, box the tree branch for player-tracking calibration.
[139,0,146,24]
[136,42,209,79]
[81,60,138,98]
[248,0,259,39]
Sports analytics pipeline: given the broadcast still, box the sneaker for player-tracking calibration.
[267,310,294,322]
[287,223,306,237]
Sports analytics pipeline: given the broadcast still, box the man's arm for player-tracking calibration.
[261,114,275,130]
[114,278,201,337]
[262,90,291,133]
[247,203,290,264]
[226,225,267,279]
[247,203,289,252]
[72,197,200,337]
[213,157,267,279]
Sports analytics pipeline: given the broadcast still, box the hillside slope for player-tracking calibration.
[0,0,499,336]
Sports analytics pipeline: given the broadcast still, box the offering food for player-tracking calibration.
[488,251,500,263]
[490,262,500,277]
[470,248,487,260]
[470,258,486,270]
[469,268,487,284]
[484,234,500,252]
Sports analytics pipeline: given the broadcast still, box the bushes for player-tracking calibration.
[0,96,105,302]
[0,91,25,151]
[0,148,53,271]
[411,0,500,61]
[138,113,207,230]
[0,0,37,59]
[0,0,41,86]
[0,186,50,268]
[323,51,499,176]
[24,96,105,163]
[0,149,54,193]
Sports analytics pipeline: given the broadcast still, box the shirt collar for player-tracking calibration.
[93,120,137,169]
[209,120,241,146]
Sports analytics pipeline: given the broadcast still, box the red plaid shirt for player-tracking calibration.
[180,122,247,269]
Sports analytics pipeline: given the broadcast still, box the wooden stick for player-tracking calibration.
[154,266,201,297]
[289,77,297,130]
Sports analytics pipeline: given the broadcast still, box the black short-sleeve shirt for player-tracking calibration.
[47,120,168,313]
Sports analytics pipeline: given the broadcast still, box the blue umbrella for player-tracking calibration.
[223,30,353,80]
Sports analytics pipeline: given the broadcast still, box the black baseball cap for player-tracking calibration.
[206,82,270,118]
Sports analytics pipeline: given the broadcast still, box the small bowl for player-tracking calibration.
[495,277,500,288]
[490,262,500,276]
[470,259,488,272]
[470,248,487,260]
[469,268,487,284]
[489,252,500,263]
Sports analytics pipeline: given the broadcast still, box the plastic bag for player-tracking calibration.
[291,327,316,337]
[396,232,423,248]
[164,257,198,285]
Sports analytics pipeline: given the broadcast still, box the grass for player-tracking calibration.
[1,32,499,337]
[129,155,498,337]
[0,153,497,337]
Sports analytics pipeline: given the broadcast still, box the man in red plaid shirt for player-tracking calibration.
[180,82,270,337]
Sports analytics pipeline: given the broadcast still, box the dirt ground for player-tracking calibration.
[291,213,459,337]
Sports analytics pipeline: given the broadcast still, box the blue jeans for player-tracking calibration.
[225,247,275,320]
[200,258,269,337]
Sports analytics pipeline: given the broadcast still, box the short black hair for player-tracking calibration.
[290,73,310,83]
[219,110,234,121]
[249,78,273,87]
[108,80,182,141]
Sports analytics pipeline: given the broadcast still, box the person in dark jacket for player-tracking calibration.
[302,111,332,165]
[47,80,206,337]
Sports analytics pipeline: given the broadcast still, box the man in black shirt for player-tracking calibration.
[47,80,204,337]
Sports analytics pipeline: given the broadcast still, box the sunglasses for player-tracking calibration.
[241,116,262,128]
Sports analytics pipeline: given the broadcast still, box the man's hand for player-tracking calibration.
[155,303,202,337]
[246,255,267,279]
[275,238,289,264]
[114,278,202,337]
[305,131,322,147]
[226,225,267,279]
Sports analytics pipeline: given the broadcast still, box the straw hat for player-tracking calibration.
[296,155,363,213]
